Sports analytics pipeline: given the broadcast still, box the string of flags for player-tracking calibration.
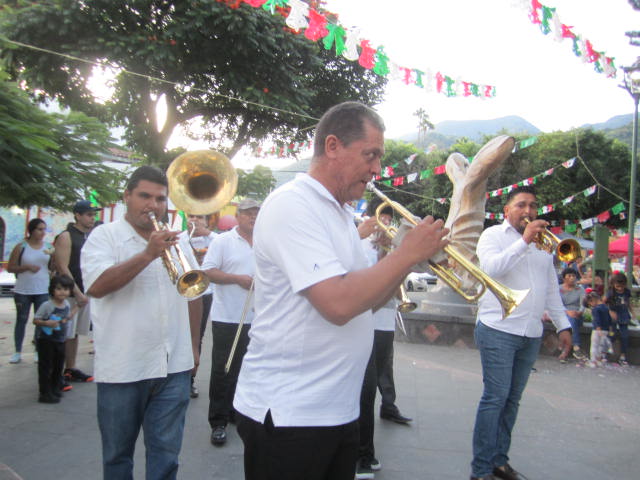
[526,0,616,78]
[487,201,626,233]
[374,137,544,189]
[486,184,598,220]
[486,157,576,199]
[218,0,497,98]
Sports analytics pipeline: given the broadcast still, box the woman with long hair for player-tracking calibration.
[7,218,53,364]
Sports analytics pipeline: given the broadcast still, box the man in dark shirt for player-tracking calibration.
[54,200,100,385]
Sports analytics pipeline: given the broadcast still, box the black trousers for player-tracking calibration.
[197,293,213,356]
[237,410,359,480]
[375,330,398,413]
[358,330,399,461]
[208,321,250,428]
[36,338,65,396]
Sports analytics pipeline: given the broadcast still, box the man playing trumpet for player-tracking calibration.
[81,166,203,479]
[470,185,572,480]
[233,101,449,480]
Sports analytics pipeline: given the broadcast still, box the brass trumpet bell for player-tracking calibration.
[525,219,581,263]
[167,150,238,215]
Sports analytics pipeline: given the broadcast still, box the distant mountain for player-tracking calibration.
[580,114,634,131]
[398,115,541,146]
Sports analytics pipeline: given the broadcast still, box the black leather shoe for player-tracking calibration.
[470,475,498,480]
[210,426,227,446]
[380,410,412,424]
[493,464,527,480]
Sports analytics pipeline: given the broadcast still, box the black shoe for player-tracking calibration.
[64,367,94,382]
[493,463,528,480]
[470,476,498,480]
[190,384,199,398]
[38,394,60,404]
[52,390,62,398]
[210,426,227,446]
[380,410,412,424]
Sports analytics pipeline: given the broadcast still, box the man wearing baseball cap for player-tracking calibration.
[53,199,102,386]
[202,197,260,446]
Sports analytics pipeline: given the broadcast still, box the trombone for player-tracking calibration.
[366,183,529,320]
[524,219,581,263]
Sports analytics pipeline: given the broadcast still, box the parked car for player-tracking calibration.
[405,271,437,292]
[0,268,16,297]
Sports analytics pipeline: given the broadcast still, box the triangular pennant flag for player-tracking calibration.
[562,157,576,168]
[406,172,418,183]
[433,165,446,175]
[405,153,417,165]
[597,211,611,223]
[581,218,594,229]
[565,223,577,233]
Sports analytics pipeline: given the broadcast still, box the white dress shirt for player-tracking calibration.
[201,226,254,324]
[81,218,198,383]
[476,220,570,337]
[234,174,373,427]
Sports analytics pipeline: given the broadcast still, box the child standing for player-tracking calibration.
[584,291,613,366]
[33,274,77,403]
[605,272,634,366]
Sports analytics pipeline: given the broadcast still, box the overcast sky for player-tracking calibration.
[324,0,640,137]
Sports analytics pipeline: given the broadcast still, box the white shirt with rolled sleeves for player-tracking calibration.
[81,218,199,383]
[201,226,254,324]
[476,220,571,336]
[233,173,373,427]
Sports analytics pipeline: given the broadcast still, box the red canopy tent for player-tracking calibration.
[608,234,640,255]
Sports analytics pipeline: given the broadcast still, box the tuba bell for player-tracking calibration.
[156,150,238,297]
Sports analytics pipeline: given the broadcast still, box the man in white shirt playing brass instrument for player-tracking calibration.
[82,165,203,480]
[470,186,571,480]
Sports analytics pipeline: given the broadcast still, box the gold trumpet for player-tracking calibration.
[524,219,581,263]
[148,212,210,298]
[366,183,529,320]
[156,150,238,297]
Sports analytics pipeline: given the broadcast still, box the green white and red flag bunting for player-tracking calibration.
[527,0,616,78]
[221,0,496,98]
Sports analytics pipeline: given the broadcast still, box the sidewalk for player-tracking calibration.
[1,296,639,479]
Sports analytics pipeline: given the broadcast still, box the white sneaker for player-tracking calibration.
[9,352,21,364]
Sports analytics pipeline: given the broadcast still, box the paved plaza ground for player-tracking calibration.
[0,295,639,479]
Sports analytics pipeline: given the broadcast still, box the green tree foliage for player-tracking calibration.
[236,165,276,200]
[0,71,122,210]
[0,0,387,163]
[483,129,632,231]
[378,130,634,234]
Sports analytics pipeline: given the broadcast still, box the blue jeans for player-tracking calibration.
[97,370,191,480]
[471,322,541,477]
[566,314,583,348]
[13,293,49,352]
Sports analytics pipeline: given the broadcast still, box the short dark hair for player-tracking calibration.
[610,272,628,286]
[505,185,537,205]
[583,290,601,308]
[49,273,75,296]
[366,199,393,218]
[313,101,385,158]
[27,218,45,237]
[126,165,168,192]
[561,267,578,278]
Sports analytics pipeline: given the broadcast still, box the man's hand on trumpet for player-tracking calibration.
[145,229,180,259]
[522,219,548,245]
[395,216,450,267]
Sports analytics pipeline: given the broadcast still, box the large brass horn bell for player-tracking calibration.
[153,150,238,297]
[167,150,238,215]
